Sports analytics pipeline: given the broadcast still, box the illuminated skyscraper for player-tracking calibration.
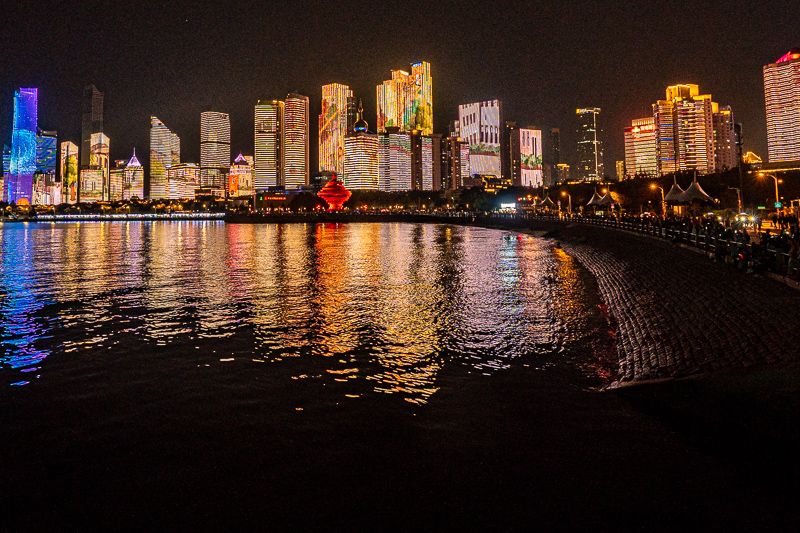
[624,117,658,178]
[284,93,309,189]
[516,128,543,187]
[150,116,180,199]
[34,132,58,205]
[764,49,800,163]
[378,127,412,191]
[458,100,503,178]
[229,153,254,198]
[1,144,10,202]
[166,163,200,199]
[319,83,353,174]
[124,150,145,199]
[60,141,79,204]
[575,108,604,181]
[377,61,433,135]
[81,85,103,167]
[344,101,378,189]
[254,100,285,189]
[712,105,737,171]
[200,111,230,191]
[8,88,38,204]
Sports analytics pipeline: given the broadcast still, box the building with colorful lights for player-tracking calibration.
[712,105,737,171]
[506,125,543,187]
[376,62,433,135]
[200,111,230,193]
[764,48,800,163]
[109,150,144,200]
[284,93,309,189]
[166,163,200,199]
[624,117,658,178]
[410,130,434,190]
[254,100,284,189]
[90,132,110,200]
[149,116,180,200]
[33,132,59,205]
[649,84,733,176]
[60,141,79,204]
[7,88,38,204]
[318,83,354,175]
[344,101,378,190]
[458,100,503,178]
[229,153,254,198]
[81,85,103,167]
[378,127,412,191]
[575,108,604,181]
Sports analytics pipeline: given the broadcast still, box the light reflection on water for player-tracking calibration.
[0,221,608,403]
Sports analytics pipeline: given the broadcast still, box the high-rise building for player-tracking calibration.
[502,121,517,183]
[229,153,254,198]
[624,117,658,178]
[150,116,180,200]
[8,88,38,204]
[34,131,58,205]
[90,132,110,199]
[616,161,625,181]
[437,135,467,191]
[60,141,79,204]
[81,85,103,167]
[676,94,715,175]
[319,83,353,175]
[166,163,200,199]
[458,100,503,178]
[123,149,145,199]
[377,61,433,135]
[764,48,800,163]
[254,100,284,189]
[712,105,737,171]
[1,144,10,202]
[284,93,309,189]
[344,101,378,189]
[409,130,434,191]
[653,98,679,175]
[575,108,604,181]
[378,127,412,191]
[516,128,543,187]
[200,111,230,192]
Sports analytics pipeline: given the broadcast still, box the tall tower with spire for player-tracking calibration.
[344,100,378,189]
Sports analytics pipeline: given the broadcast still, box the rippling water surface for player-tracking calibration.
[0,221,612,405]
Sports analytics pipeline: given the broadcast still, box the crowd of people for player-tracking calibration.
[566,212,800,280]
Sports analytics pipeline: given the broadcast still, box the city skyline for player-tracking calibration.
[1,1,795,177]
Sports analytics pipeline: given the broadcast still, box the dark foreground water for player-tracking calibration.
[1,221,795,529]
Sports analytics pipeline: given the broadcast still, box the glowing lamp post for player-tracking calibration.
[650,184,664,214]
[758,172,782,210]
[561,191,571,214]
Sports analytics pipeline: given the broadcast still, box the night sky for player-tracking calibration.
[1,0,797,174]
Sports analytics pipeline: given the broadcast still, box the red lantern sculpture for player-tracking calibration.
[317,174,352,210]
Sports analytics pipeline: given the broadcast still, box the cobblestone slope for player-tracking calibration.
[546,223,800,382]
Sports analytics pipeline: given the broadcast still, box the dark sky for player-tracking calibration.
[1,0,797,174]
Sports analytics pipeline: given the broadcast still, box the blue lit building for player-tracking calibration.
[36,133,57,174]
[8,88,38,204]
[1,144,10,202]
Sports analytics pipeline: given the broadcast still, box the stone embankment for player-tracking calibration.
[531,221,800,383]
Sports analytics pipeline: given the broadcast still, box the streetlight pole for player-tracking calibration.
[561,191,571,214]
[758,172,781,210]
[650,184,664,215]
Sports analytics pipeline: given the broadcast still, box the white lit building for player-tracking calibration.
[764,48,800,163]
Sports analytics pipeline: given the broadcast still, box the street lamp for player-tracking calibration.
[650,184,665,215]
[561,191,572,214]
[758,172,783,210]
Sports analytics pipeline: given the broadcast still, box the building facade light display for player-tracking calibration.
[458,100,502,178]
[166,163,200,199]
[284,93,309,189]
[318,83,353,175]
[8,88,38,204]
[343,101,378,189]
[764,48,800,163]
[60,141,79,204]
[378,128,411,191]
[624,117,658,178]
[150,116,180,200]
[200,111,230,192]
[255,100,284,190]
[33,133,58,205]
[575,107,604,181]
[89,132,110,201]
[518,128,543,187]
[229,153,254,198]
[376,61,433,135]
